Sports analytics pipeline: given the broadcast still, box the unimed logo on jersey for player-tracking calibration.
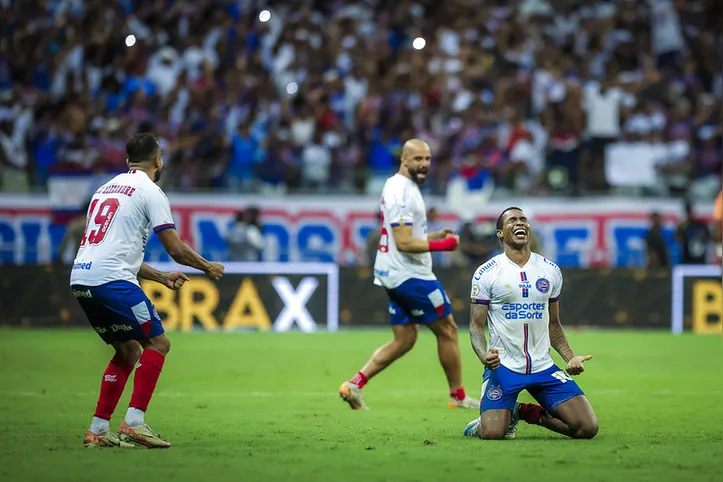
[501,302,545,320]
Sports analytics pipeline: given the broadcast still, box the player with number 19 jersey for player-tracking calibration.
[72,134,225,450]
[70,170,175,287]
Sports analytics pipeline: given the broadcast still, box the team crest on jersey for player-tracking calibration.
[536,278,550,294]
[487,385,503,401]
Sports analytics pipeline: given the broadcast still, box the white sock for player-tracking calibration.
[125,408,145,427]
[89,416,110,435]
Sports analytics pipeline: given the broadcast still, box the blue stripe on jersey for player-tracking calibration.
[470,299,490,305]
[153,223,175,233]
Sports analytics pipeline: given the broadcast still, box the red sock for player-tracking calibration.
[518,402,545,425]
[350,371,368,389]
[129,349,166,412]
[94,356,134,421]
[450,387,467,401]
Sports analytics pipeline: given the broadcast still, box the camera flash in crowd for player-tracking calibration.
[412,37,426,50]
[125,34,136,47]
[286,82,299,95]
[259,10,271,23]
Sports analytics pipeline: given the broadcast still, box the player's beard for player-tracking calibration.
[408,167,427,185]
[154,167,163,182]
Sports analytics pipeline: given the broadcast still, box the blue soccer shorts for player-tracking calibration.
[385,278,452,325]
[71,280,165,344]
[480,364,584,413]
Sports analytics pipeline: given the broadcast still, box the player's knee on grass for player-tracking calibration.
[570,418,598,439]
[141,333,171,356]
[553,395,598,439]
[478,425,506,440]
[113,340,142,366]
[478,410,510,440]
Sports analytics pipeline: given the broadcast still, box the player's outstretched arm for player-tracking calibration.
[156,229,225,280]
[549,302,592,375]
[139,262,190,290]
[393,224,458,253]
[470,304,500,369]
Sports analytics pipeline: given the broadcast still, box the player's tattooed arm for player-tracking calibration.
[548,301,575,362]
[469,303,490,364]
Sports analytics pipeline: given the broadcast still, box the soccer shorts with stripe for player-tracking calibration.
[386,278,451,325]
[71,280,165,344]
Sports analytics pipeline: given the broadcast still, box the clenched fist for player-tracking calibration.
[204,262,225,281]
[163,272,189,290]
[483,348,501,370]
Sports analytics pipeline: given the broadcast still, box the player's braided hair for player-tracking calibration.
[496,207,523,231]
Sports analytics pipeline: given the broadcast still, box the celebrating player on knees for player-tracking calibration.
[463,207,598,440]
[339,138,478,410]
[70,133,225,448]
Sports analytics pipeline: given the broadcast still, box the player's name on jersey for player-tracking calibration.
[96,184,137,197]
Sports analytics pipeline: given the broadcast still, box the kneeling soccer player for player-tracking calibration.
[463,207,598,440]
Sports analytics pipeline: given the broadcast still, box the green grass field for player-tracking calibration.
[0,328,721,482]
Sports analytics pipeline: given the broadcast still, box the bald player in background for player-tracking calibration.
[339,139,479,410]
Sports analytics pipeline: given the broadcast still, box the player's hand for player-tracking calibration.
[430,228,455,240]
[566,355,592,376]
[204,262,225,281]
[163,271,189,290]
[482,348,501,370]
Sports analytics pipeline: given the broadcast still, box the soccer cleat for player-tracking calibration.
[506,402,521,440]
[338,381,368,410]
[118,422,171,448]
[463,417,480,438]
[84,430,135,448]
[448,395,479,409]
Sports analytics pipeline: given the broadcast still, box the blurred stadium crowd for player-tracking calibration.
[0,0,721,198]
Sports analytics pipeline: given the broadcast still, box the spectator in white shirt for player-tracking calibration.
[301,130,331,189]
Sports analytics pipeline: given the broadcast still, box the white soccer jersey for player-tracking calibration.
[470,253,563,374]
[373,174,435,289]
[69,170,175,287]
